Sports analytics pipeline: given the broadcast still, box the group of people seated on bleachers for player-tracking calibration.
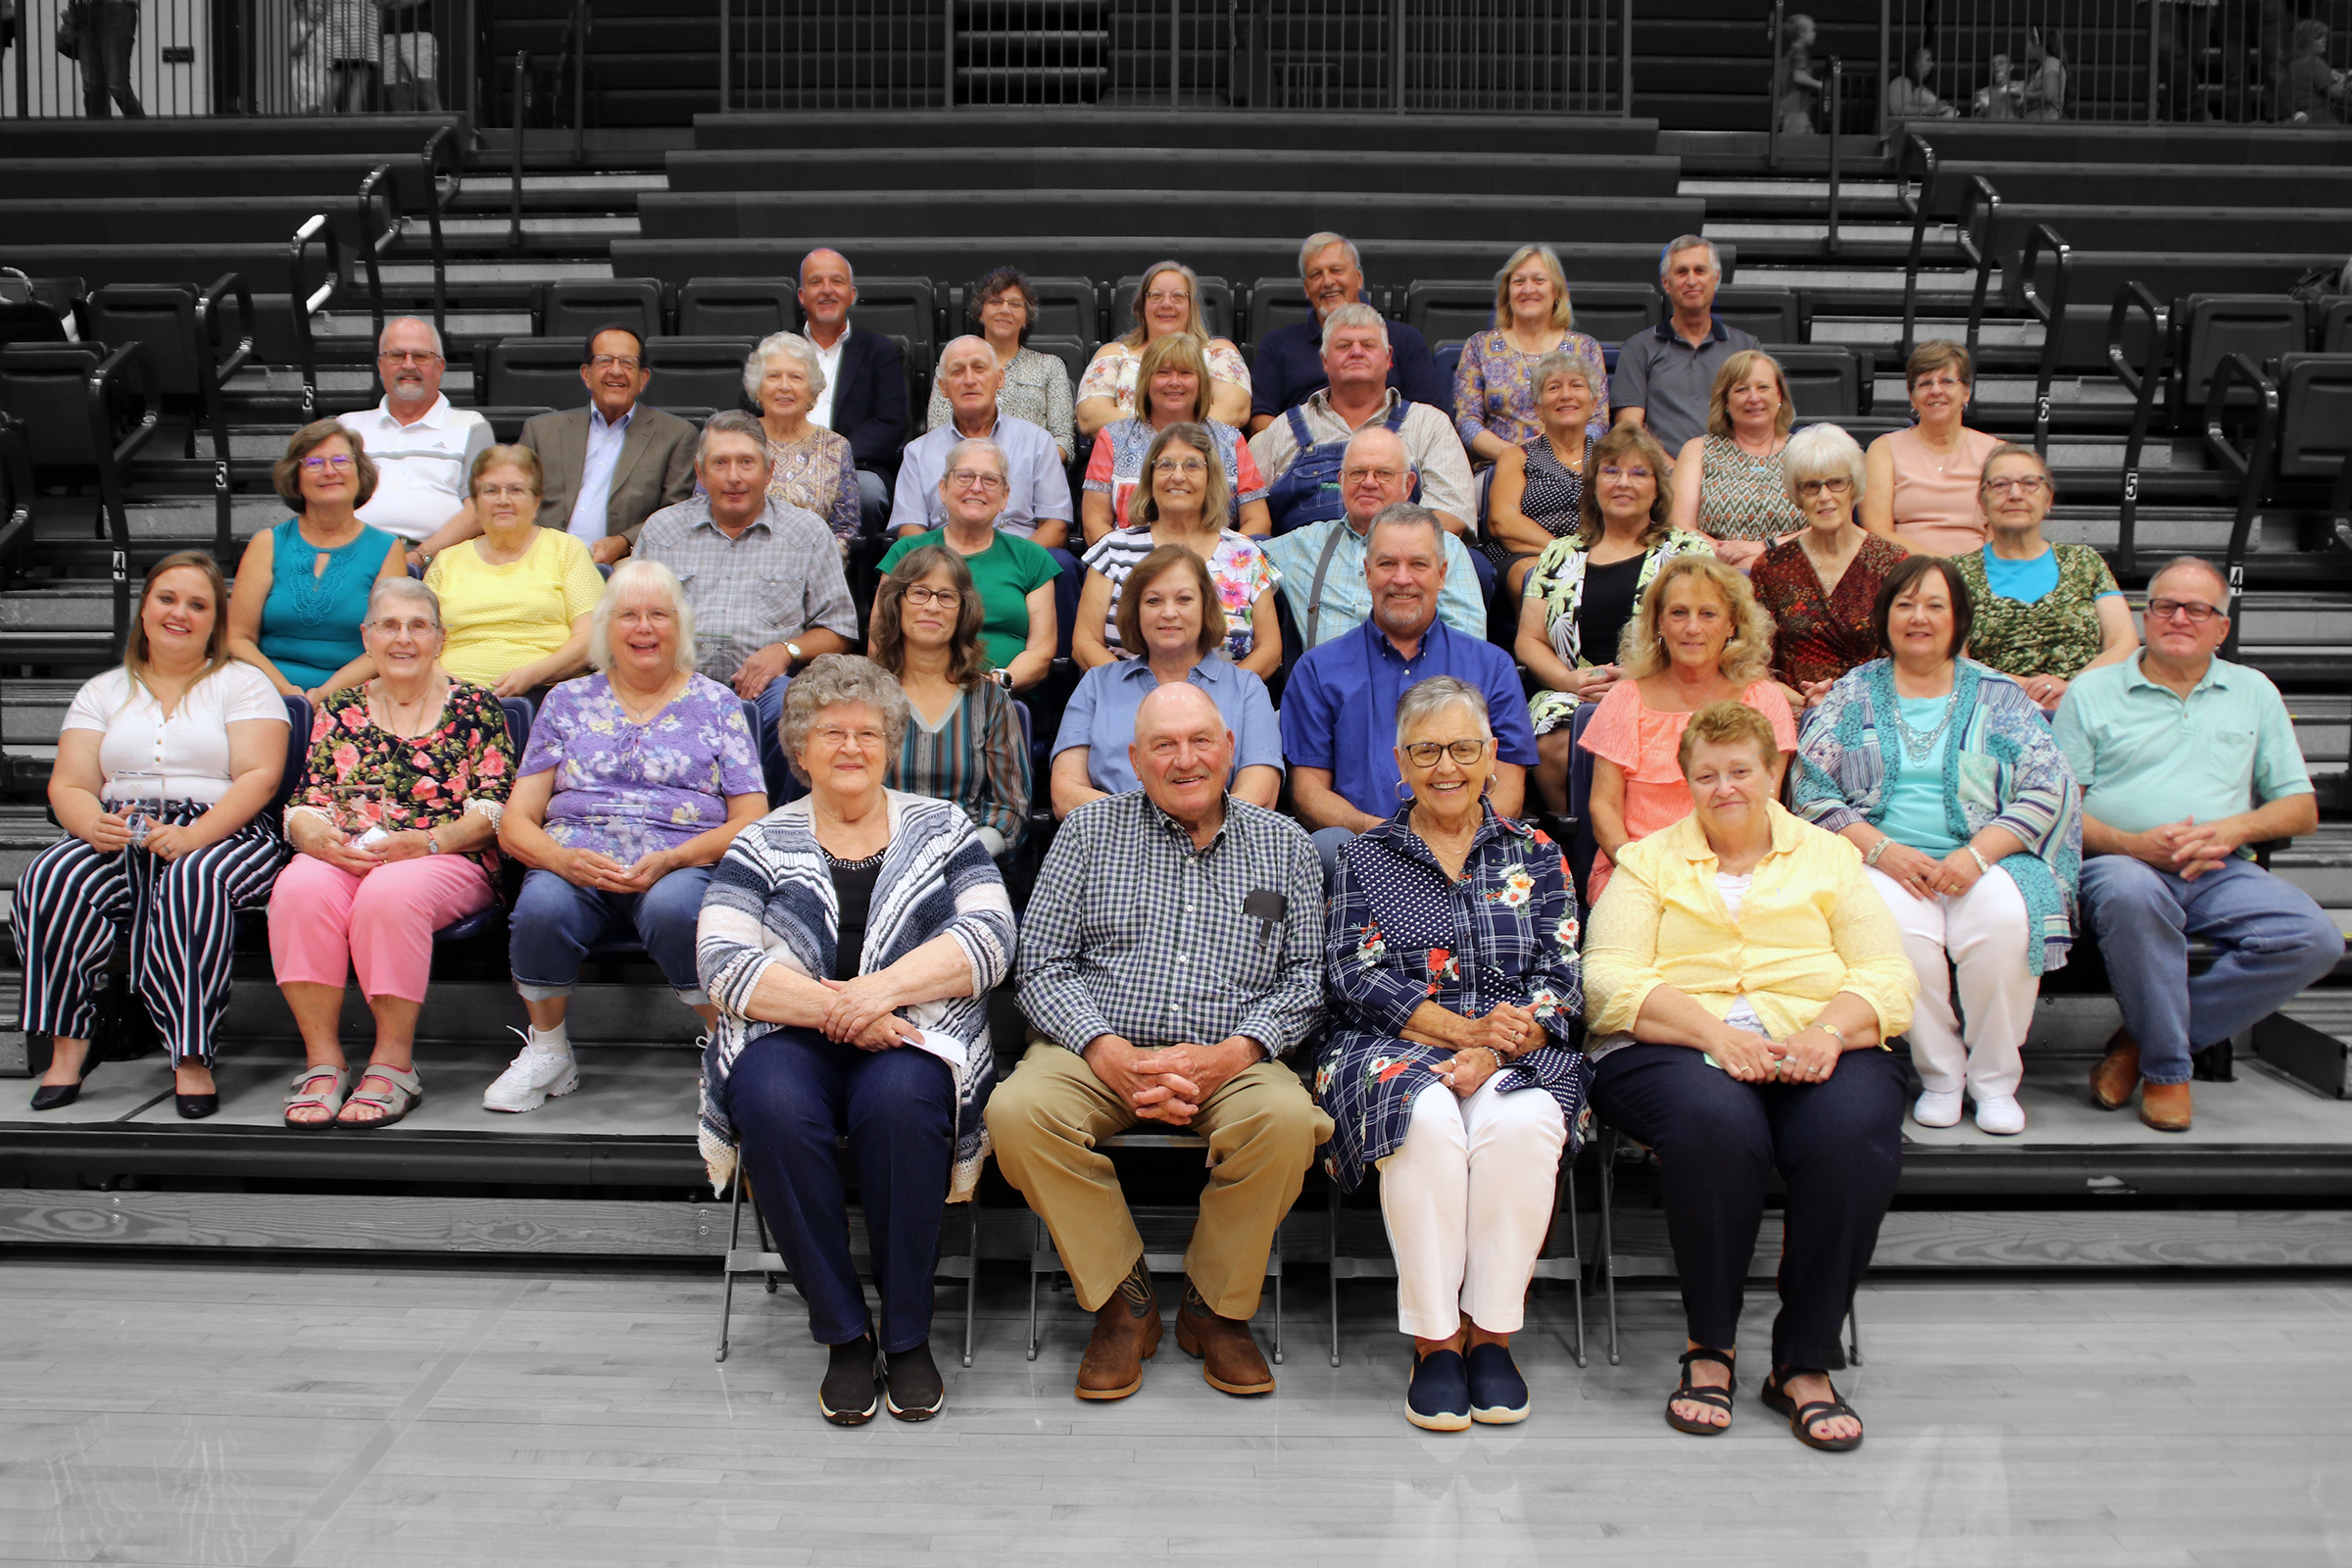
[13,229,2343,1443]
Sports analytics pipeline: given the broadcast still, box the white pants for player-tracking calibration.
[1866,862,2039,1100]
[1374,1076,1566,1338]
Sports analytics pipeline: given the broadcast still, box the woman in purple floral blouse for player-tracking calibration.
[489,561,768,1113]
[1316,676,1589,1433]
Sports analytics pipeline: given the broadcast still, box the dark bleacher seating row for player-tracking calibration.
[687,110,1668,158]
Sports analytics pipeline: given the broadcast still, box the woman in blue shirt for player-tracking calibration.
[227,421,407,701]
[1948,444,2136,714]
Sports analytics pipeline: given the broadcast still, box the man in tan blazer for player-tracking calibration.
[519,326,700,564]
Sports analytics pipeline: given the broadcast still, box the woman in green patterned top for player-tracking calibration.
[1948,444,2136,714]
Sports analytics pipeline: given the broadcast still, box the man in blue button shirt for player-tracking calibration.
[2056,556,2344,1133]
[1281,504,1537,881]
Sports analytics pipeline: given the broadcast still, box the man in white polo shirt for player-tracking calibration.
[343,316,491,566]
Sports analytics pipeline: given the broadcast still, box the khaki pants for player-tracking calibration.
[986,1041,1334,1319]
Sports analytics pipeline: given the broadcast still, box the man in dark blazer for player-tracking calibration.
[800,247,908,534]
[520,325,700,564]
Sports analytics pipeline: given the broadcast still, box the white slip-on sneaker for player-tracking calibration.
[482,1031,580,1113]
[1912,1089,1963,1128]
[1972,1095,2027,1136]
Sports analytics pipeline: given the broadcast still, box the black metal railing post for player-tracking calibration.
[1766,0,1785,171]
[509,51,527,253]
[1826,59,1842,256]
[571,0,588,164]
[1621,0,1635,117]
[718,0,732,111]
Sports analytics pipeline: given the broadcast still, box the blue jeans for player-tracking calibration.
[2078,854,2344,1086]
[725,1026,956,1352]
[509,864,712,1004]
[749,678,800,806]
[1312,825,1356,890]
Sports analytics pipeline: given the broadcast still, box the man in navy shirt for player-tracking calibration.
[1280,504,1537,881]
[1247,232,1449,435]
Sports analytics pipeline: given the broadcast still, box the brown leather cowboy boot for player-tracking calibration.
[2088,1028,2142,1111]
[1174,1281,1276,1396]
[1075,1257,1160,1400]
[2138,1079,2193,1132]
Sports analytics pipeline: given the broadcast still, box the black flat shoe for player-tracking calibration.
[883,1341,945,1422]
[174,1093,220,1121]
[819,1335,879,1427]
[29,1080,83,1111]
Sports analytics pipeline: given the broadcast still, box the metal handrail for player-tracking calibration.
[285,214,341,421]
[2201,351,2278,660]
[2011,222,2071,456]
[85,340,159,656]
[2108,279,2170,578]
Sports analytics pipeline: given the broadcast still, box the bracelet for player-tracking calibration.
[1815,1022,1845,1047]
[1966,846,1992,877]
[1864,836,1893,867]
[1478,1047,1507,1071]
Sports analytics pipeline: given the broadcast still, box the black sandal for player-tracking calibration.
[1760,1368,1864,1451]
[1665,1347,1736,1435]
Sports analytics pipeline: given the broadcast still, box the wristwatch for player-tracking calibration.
[784,640,805,667]
[425,833,441,856]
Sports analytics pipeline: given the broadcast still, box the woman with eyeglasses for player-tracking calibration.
[1319,676,1588,1432]
[1791,555,2082,1137]
[227,420,409,703]
[1516,422,1718,815]
[878,437,1060,693]
[868,547,1031,858]
[425,447,605,699]
[1074,262,1252,439]
[1949,445,2136,713]
[1749,423,1910,710]
[1073,422,1282,681]
[1860,341,2000,558]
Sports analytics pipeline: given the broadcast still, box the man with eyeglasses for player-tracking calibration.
[2056,556,2343,1133]
[342,318,490,564]
[1263,427,1487,652]
[1610,237,1760,452]
[889,336,1071,550]
[639,412,858,791]
[511,325,699,567]
[1245,233,1448,437]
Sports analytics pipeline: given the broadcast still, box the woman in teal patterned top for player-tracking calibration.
[227,420,406,699]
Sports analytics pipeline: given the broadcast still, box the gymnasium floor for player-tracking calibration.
[3,1255,2347,1566]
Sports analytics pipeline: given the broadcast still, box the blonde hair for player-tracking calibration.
[1120,261,1211,351]
[1493,244,1574,332]
[587,559,697,675]
[1134,332,1214,424]
[1616,554,1775,687]
[1705,350,1795,440]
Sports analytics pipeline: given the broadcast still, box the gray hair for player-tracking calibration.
[1395,675,1493,746]
[943,436,1008,478]
[1659,235,1722,276]
[798,248,856,287]
[1979,440,2058,505]
[1530,349,1597,402]
[1298,231,1359,276]
[697,409,772,467]
[587,558,697,675]
[2149,555,2231,605]
[366,575,442,628]
[780,654,911,785]
[744,331,825,405]
[1781,422,1868,500]
[936,334,1001,384]
[1366,501,1446,556]
[377,316,444,357]
[1320,302,1391,355]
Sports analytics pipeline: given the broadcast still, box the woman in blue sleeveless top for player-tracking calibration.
[227,420,407,698]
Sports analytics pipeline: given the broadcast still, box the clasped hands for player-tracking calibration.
[1873,838,1986,902]
[815,972,920,1052]
[2132,816,2237,882]
[1403,1001,1541,1101]
[301,823,436,876]
[1083,1035,1259,1125]
[1708,1020,1841,1084]
[79,807,206,862]
[551,843,678,896]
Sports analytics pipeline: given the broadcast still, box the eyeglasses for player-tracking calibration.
[1797,477,1853,496]
[946,468,1007,492]
[1984,475,2050,496]
[1401,739,1491,767]
[589,355,644,372]
[367,617,441,637]
[811,724,888,750]
[377,350,442,366]
[1598,465,1655,482]
[2146,597,2224,624]
[300,454,355,473]
[1913,374,1967,392]
[903,585,962,608]
[1342,466,1405,485]
[1144,290,1191,306]
[1152,458,1207,475]
[476,483,536,501]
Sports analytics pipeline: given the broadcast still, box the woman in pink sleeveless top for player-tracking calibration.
[1860,341,2000,558]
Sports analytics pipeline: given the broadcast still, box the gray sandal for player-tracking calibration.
[282,1065,349,1131]
[337,1064,422,1129]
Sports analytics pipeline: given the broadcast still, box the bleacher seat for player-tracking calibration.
[484,338,592,411]
[85,278,256,557]
[1023,335,1090,391]
[643,337,757,415]
[2319,299,2352,355]
[0,340,156,652]
[1247,278,1314,348]
[1765,346,1864,420]
[1711,285,1805,346]
[676,278,796,340]
[1405,281,1499,346]
[537,278,668,343]
[1564,284,1663,347]
[824,277,939,385]
[2173,294,2310,415]
[2274,355,2352,483]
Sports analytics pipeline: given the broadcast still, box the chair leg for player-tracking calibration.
[1326,1182,1344,1369]
[752,1189,779,1294]
[1565,1154,1588,1370]
[1270,1233,1284,1368]
[1599,1130,1621,1367]
[1025,1212,1043,1362]
[714,1171,746,1363]
[1845,1297,1862,1368]
[962,1200,979,1369]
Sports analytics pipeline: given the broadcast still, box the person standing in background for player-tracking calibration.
[68,0,145,118]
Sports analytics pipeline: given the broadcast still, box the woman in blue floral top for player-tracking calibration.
[1317,677,1590,1434]
[491,561,768,1113]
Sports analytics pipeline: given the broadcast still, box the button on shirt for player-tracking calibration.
[1279,616,1539,819]
[1052,654,1284,797]
[1608,317,1761,452]
[637,495,858,682]
[1017,793,1326,1058]
[2053,652,2313,837]
[1263,513,1489,650]
[341,395,493,544]
[808,324,847,433]
[889,415,1073,538]
[565,404,635,542]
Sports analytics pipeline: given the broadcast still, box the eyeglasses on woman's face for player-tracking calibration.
[811,723,888,751]
[1598,464,1655,483]
[1796,477,1852,497]
[476,483,536,501]
[301,453,356,473]
[947,467,1007,493]
[1152,457,1208,475]
[1401,739,1491,768]
[367,616,442,638]
[903,584,961,609]
[1984,474,2050,496]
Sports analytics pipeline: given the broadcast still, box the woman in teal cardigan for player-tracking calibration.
[226,420,407,701]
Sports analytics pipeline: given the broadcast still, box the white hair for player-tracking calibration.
[943,436,1008,477]
[1320,302,1391,354]
[1299,232,1360,276]
[378,316,444,357]
[937,335,1001,381]
[1659,235,1723,277]
[1781,422,1868,500]
[1394,675,1493,746]
[587,559,697,675]
[744,332,825,404]
[367,575,442,626]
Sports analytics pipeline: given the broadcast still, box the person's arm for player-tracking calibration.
[1587,756,1631,862]
[1070,568,1117,670]
[732,628,850,701]
[1483,444,1550,561]
[1009,580,1055,691]
[414,502,483,562]
[1289,764,1384,835]
[1204,341,1251,428]
[1514,577,1611,701]
[970,687,1030,852]
[1238,584,1282,680]
[1042,359,1077,464]
[1323,840,1483,1042]
[887,459,929,538]
[1235,497,1272,538]
[842,341,910,472]
[597,791,767,894]
[1028,515,1068,552]
[139,715,288,862]
[1857,436,1902,546]
[823,442,861,544]
[308,537,406,700]
[1073,347,1125,441]
[1231,764,1281,809]
[1409,415,1479,538]
[1667,435,1706,536]
[1012,810,1127,1052]
[497,766,623,885]
[1489,762,1528,820]
[1609,344,1648,431]
[1049,748,1108,820]
[225,531,304,698]
[1456,344,1510,465]
[47,729,132,854]
[494,612,593,699]
[1080,490,1116,548]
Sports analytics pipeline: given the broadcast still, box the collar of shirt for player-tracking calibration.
[688,498,776,538]
[1146,792,1230,857]
[365,392,457,431]
[2122,648,2233,698]
[1670,800,1805,867]
[1378,800,1527,872]
[588,403,637,437]
[813,324,851,360]
[1304,385,1404,432]
[1357,612,1450,669]
[1651,317,1732,347]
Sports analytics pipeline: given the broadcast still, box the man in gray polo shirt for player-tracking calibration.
[1610,236,1759,452]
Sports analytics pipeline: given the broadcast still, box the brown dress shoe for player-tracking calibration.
[1075,1285,1161,1400]
[2139,1080,2193,1132]
[2089,1031,2142,1111]
[1174,1300,1276,1396]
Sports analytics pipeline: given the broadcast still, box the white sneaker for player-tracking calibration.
[483,1033,579,1113]
[1912,1089,1963,1128]
[1972,1095,2027,1136]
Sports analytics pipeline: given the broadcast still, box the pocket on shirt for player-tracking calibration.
[757,578,798,627]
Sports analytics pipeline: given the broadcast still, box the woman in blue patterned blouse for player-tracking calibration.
[1317,676,1590,1433]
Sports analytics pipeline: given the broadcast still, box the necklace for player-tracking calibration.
[612,674,683,724]
[373,680,444,739]
[1887,685,1958,764]
[823,845,886,871]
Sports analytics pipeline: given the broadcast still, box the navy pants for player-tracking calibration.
[1592,1042,1905,1372]
[508,865,710,1004]
[725,1026,956,1353]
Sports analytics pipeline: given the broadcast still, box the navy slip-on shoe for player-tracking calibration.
[1407,1348,1472,1432]
[1466,1341,1531,1425]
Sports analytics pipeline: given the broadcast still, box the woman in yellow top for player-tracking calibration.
[1583,701,1915,1454]
[424,447,605,697]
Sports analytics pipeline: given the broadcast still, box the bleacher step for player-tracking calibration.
[2261,998,2352,1099]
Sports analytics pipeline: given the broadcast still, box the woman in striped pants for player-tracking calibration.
[16,553,291,1118]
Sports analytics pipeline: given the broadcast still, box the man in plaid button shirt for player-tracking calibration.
[991,682,1330,1403]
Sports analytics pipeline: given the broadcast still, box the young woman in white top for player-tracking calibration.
[15,552,291,1118]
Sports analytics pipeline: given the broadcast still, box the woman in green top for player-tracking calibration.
[227,421,408,701]
[876,436,1059,691]
[1949,444,2136,714]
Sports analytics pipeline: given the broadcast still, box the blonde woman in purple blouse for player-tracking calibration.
[490,560,768,1112]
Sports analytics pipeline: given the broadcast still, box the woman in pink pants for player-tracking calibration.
[269,578,517,1128]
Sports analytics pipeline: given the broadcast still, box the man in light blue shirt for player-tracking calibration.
[1263,427,1486,651]
[2055,556,2342,1132]
[517,326,699,565]
[889,336,1071,549]
[1050,654,1282,812]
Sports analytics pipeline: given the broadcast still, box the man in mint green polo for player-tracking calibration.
[2054,556,2343,1133]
